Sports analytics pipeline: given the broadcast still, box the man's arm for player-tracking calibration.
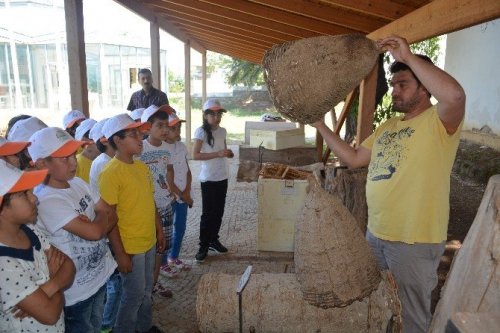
[378,36,465,134]
[312,121,371,169]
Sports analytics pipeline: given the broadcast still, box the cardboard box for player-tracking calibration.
[250,127,305,150]
[257,177,308,252]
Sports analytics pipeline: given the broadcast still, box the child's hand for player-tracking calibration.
[156,229,166,253]
[116,253,133,273]
[45,246,65,277]
[226,149,234,158]
[11,307,29,320]
[184,194,194,208]
[77,214,91,223]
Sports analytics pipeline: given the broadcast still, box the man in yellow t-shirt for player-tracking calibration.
[313,36,465,333]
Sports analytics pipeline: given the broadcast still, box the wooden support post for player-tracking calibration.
[356,62,378,146]
[321,87,359,164]
[150,19,161,90]
[185,40,192,149]
[315,115,324,162]
[202,50,207,105]
[64,0,89,117]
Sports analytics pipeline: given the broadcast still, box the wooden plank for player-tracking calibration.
[321,87,358,164]
[249,0,388,33]
[114,0,206,53]
[184,40,191,148]
[201,42,263,64]
[356,62,378,146]
[429,175,500,332]
[64,0,89,117]
[160,12,285,44]
[150,19,161,90]
[319,0,417,21]
[368,0,500,43]
[202,50,207,105]
[152,2,293,41]
[152,0,318,39]
[316,129,324,163]
[201,0,358,35]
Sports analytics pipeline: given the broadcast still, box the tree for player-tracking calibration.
[225,59,265,88]
[168,70,184,93]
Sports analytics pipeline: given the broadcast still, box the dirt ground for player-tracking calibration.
[431,172,486,312]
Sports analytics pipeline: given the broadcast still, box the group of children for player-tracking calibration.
[0,98,232,333]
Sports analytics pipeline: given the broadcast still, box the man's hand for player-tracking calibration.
[377,35,413,64]
[310,119,326,129]
[115,252,133,273]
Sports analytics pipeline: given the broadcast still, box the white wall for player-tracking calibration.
[445,19,500,134]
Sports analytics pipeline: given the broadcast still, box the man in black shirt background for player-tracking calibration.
[127,68,169,110]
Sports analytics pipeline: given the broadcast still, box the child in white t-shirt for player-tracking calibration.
[0,159,75,333]
[29,127,117,333]
[164,111,192,271]
[192,99,233,262]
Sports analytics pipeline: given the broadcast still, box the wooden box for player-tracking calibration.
[250,127,305,150]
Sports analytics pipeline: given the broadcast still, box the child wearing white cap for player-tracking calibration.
[29,127,117,332]
[74,118,99,183]
[63,109,86,138]
[0,136,30,169]
[0,159,76,333]
[98,114,166,333]
[7,116,48,170]
[193,98,233,262]
[164,110,192,272]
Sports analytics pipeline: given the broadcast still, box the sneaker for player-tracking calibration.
[100,329,112,333]
[152,283,173,298]
[209,240,228,253]
[146,325,165,333]
[168,258,191,271]
[195,246,209,262]
[159,264,179,278]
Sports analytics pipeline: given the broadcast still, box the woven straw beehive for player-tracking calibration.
[294,177,381,308]
[263,34,379,124]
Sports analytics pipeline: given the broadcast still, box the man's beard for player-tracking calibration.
[392,94,420,113]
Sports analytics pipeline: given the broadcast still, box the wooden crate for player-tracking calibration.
[244,121,297,144]
[250,127,305,150]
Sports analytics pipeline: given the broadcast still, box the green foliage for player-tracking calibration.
[168,70,185,93]
[225,59,265,88]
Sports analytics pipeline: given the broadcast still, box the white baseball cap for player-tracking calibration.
[63,109,86,129]
[89,118,109,143]
[130,108,146,121]
[141,104,174,123]
[102,113,151,140]
[0,159,48,206]
[202,98,226,112]
[28,127,85,162]
[75,118,97,140]
[0,137,30,156]
[7,117,48,142]
[167,113,185,127]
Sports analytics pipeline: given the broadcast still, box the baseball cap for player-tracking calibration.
[7,117,48,142]
[0,137,30,156]
[130,108,146,121]
[141,104,174,123]
[102,113,151,140]
[89,118,108,143]
[202,98,226,112]
[75,118,97,141]
[167,113,185,127]
[28,127,85,162]
[0,159,48,206]
[63,109,86,129]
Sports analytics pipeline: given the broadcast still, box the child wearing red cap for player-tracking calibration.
[0,159,76,332]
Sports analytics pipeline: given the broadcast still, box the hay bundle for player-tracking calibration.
[295,177,380,308]
[196,271,401,333]
[262,34,379,124]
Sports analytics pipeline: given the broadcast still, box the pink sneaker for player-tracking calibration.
[160,264,179,278]
[168,258,191,271]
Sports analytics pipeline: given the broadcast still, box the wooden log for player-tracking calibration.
[325,167,369,234]
[429,175,500,332]
[295,178,380,308]
[196,271,402,333]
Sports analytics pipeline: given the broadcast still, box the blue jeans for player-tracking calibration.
[113,246,156,333]
[64,283,106,333]
[101,271,122,330]
[169,201,188,259]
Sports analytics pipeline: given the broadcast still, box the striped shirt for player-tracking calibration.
[127,87,169,110]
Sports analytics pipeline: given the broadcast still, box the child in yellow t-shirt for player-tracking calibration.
[75,119,99,183]
[99,113,166,333]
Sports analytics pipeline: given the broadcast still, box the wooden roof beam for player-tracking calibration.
[147,1,295,41]
[113,0,206,53]
[368,0,500,43]
[147,0,317,39]
[161,12,284,45]
[249,0,388,33]
[320,0,417,21]
[201,40,263,63]
[200,0,359,35]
